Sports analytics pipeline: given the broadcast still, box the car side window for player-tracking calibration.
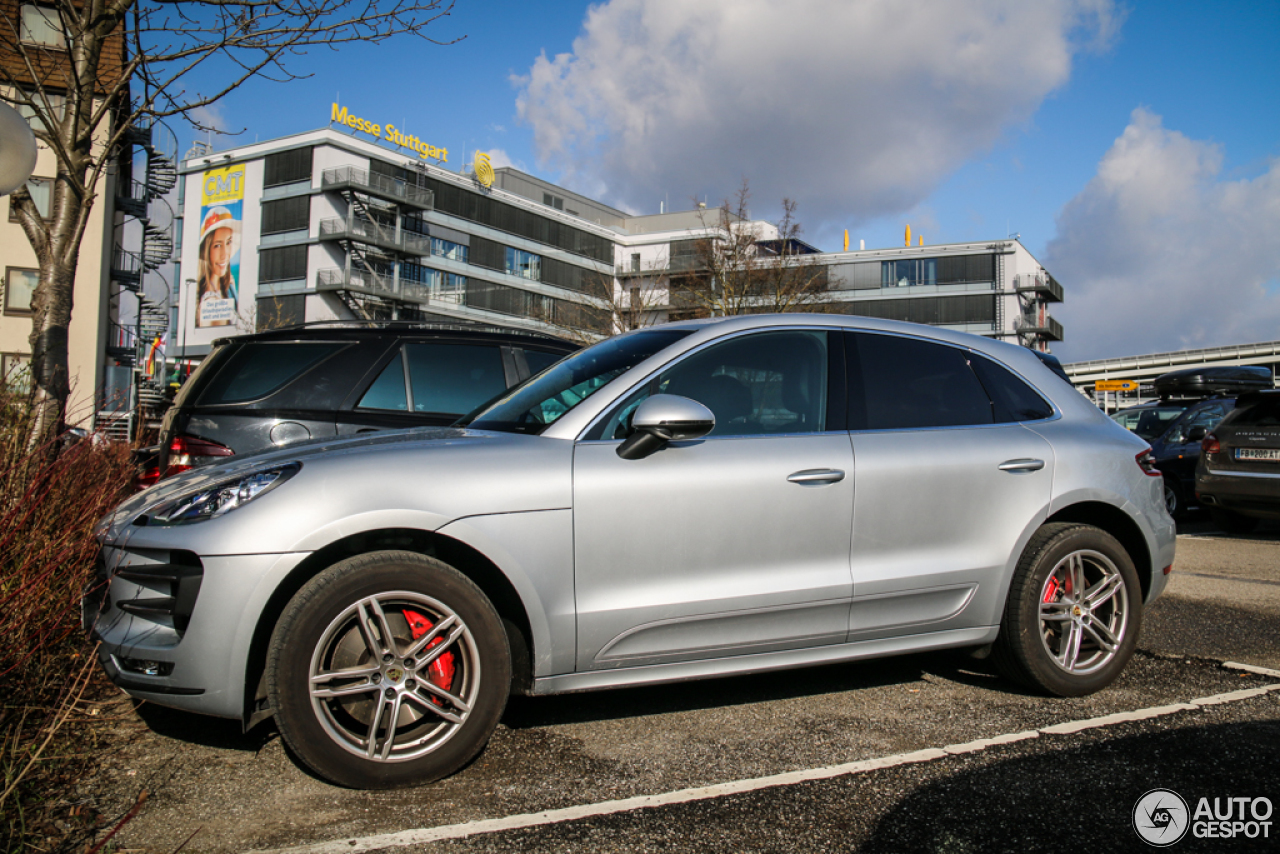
[198,342,345,405]
[1174,403,1228,442]
[520,348,564,377]
[848,332,993,430]
[357,350,409,411]
[600,330,830,439]
[969,353,1054,422]
[405,343,507,415]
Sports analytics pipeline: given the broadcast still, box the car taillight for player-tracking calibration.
[166,434,234,477]
[1200,432,1221,455]
[1136,449,1160,477]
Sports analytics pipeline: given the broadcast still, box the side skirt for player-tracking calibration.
[530,626,999,696]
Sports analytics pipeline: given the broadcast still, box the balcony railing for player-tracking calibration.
[1016,313,1064,341]
[1015,272,1065,302]
[317,268,467,306]
[317,218,432,256]
[321,167,434,209]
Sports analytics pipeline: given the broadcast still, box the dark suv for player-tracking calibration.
[142,323,577,485]
[1196,389,1280,532]
[1111,365,1273,517]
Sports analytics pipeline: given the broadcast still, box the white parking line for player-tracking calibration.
[256,682,1280,854]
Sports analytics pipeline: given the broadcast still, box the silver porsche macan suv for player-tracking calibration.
[86,314,1176,789]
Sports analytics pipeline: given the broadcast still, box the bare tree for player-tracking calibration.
[673,179,828,318]
[1,0,460,441]
[527,261,669,345]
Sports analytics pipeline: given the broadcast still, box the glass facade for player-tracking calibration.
[431,237,467,263]
[506,247,541,281]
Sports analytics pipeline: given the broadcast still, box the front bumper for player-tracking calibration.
[85,544,311,719]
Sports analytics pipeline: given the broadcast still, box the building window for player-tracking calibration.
[264,147,313,187]
[13,91,65,136]
[259,245,308,282]
[261,195,310,235]
[431,237,468,263]
[630,253,641,273]
[8,178,51,221]
[543,193,564,211]
[403,212,430,237]
[1,354,32,394]
[4,268,38,314]
[20,5,62,47]
[506,247,541,281]
[882,258,938,288]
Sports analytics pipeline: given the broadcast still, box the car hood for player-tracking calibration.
[100,427,572,549]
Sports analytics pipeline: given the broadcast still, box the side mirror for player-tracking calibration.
[616,394,715,460]
[1187,425,1208,443]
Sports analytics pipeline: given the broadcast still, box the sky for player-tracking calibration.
[178,0,1280,362]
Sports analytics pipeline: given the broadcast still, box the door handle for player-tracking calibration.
[998,458,1045,473]
[787,468,846,485]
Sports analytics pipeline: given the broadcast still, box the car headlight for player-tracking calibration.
[143,463,301,526]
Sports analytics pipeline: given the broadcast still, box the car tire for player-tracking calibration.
[266,551,511,789]
[1208,508,1260,535]
[1163,476,1184,519]
[992,523,1142,697]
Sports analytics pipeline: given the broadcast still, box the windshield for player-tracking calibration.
[465,329,694,434]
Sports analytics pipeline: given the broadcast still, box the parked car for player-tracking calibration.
[87,314,1175,790]
[1195,389,1280,533]
[1111,365,1273,517]
[138,323,577,486]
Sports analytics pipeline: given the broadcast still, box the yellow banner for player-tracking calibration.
[201,164,246,206]
[1096,380,1139,392]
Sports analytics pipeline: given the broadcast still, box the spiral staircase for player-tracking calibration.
[100,114,177,442]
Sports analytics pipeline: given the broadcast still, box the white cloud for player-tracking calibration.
[514,0,1118,225]
[484,148,525,171]
[1045,108,1280,361]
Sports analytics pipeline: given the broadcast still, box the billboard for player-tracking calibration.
[196,164,245,328]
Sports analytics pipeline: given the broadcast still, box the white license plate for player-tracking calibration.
[1236,448,1280,461]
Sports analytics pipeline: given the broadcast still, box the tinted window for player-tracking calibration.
[1229,396,1280,426]
[970,353,1054,422]
[522,348,564,376]
[199,342,344,404]
[468,329,691,434]
[1131,406,1187,441]
[1171,402,1229,442]
[850,333,992,430]
[405,344,506,415]
[358,351,408,411]
[651,331,829,437]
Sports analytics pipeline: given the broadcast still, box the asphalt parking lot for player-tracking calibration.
[80,517,1280,854]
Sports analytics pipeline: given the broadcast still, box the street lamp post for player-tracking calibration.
[181,278,196,382]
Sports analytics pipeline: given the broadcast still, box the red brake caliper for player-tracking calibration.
[402,610,456,702]
[1043,574,1072,603]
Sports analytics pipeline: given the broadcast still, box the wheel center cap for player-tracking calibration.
[385,667,404,683]
[1072,605,1085,618]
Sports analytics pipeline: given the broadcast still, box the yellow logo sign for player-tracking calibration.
[330,103,448,162]
[201,164,245,206]
[474,152,495,188]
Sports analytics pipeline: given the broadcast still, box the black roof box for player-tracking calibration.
[1153,365,1274,398]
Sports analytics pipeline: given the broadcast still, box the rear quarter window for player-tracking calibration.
[197,342,347,404]
[970,353,1054,422]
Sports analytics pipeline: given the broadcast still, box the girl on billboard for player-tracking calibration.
[196,206,240,327]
